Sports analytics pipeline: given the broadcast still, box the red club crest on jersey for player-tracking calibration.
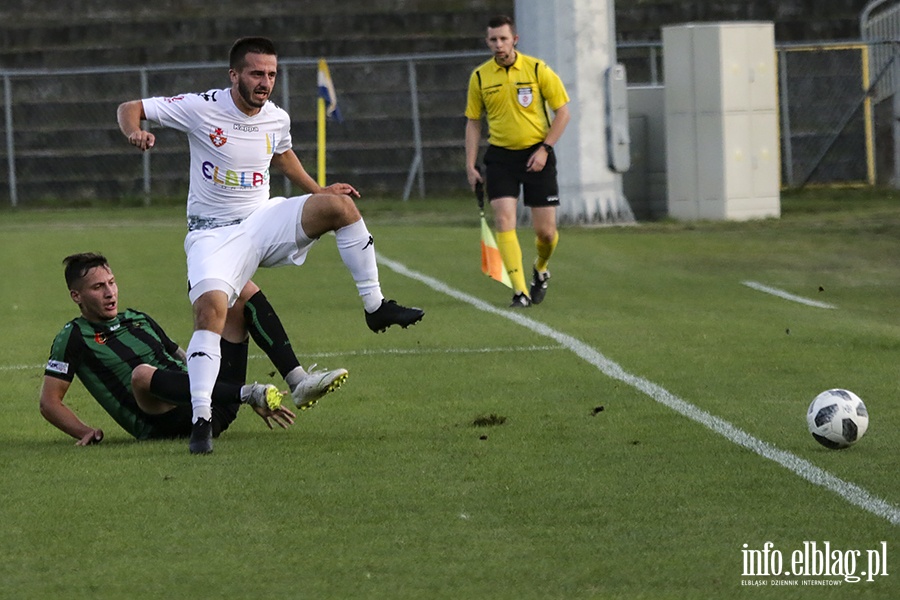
[94,332,107,345]
[517,87,533,108]
[209,127,227,147]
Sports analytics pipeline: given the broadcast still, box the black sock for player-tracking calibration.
[244,290,301,379]
[149,369,242,405]
[219,339,249,386]
[149,338,248,404]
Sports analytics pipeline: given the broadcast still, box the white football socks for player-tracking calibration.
[186,329,221,423]
[335,219,384,313]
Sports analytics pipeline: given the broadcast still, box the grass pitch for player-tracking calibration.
[1,189,898,598]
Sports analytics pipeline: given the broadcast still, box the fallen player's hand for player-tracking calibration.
[252,404,296,429]
[76,428,104,446]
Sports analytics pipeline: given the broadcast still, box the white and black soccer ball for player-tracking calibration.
[807,389,869,449]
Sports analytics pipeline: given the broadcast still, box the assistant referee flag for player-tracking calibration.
[317,59,342,122]
[482,218,512,288]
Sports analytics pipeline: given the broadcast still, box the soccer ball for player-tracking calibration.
[806,389,869,449]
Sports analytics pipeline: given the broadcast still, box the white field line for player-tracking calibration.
[2,345,564,373]
[249,345,564,361]
[377,253,900,527]
[742,280,837,309]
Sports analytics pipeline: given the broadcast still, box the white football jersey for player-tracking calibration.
[142,88,293,224]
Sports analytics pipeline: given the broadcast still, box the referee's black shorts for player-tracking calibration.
[483,143,560,208]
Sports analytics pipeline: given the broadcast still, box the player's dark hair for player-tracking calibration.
[63,253,109,290]
[229,37,278,70]
[488,15,516,34]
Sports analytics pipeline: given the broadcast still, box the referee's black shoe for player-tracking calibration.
[529,268,551,305]
[189,418,213,454]
[509,292,532,308]
[365,299,424,333]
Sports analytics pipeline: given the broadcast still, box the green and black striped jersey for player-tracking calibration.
[45,309,185,440]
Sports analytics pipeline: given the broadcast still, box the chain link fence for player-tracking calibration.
[621,40,889,190]
[778,43,875,187]
[1,43,895,208]
[1,51,484,207]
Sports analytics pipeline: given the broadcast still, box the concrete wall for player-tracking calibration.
[0,0,515,69]
[2,0,869,71]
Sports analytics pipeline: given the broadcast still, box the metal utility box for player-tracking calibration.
[663,22,780,221]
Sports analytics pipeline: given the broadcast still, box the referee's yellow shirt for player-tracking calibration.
[465,51,570,151]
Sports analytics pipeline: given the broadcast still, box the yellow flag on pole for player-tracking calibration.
[316,59,342,121]
[316,59,342,187]
[481,216,512,287]
[475,177,512,288]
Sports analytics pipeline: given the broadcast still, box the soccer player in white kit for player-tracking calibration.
[117,37,424,454]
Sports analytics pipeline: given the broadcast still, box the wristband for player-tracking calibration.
[540,142,554,153]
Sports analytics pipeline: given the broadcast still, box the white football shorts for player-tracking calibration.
[184,195,317,306]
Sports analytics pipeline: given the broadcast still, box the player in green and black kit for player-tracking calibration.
[40,253,296,445]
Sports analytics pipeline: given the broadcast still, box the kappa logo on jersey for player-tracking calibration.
[209,127,228,147]
[517,87,533,108]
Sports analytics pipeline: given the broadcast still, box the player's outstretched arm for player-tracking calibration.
[39,376,104,445]
[272,150,360,198]
[116,100,156,151]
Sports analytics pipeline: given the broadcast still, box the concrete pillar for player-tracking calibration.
[515,0,632,223]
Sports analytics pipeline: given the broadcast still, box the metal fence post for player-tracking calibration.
[402,59,424,200]
[4,74,17,207]
[139,68,151,205]
[778,49,794,187]
[281,66,292,197]
[862,42,876,185]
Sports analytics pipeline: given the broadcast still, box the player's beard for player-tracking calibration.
[238,79,269,109]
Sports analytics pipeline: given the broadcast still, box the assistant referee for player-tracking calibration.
[465,14,571,308]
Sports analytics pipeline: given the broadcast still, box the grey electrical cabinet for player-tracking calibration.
[662,22,780,221]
